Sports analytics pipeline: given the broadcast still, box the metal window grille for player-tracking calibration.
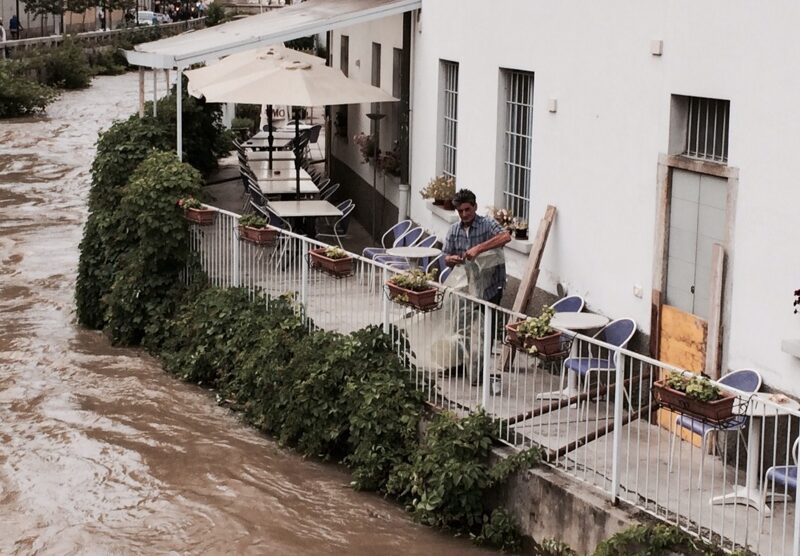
[502,69,534,220]
[684,96,729,163]
[440,60,459,179]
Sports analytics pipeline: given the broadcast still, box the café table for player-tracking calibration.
[249,159,300,172]
[242,136,294,150]
[710,393,800,516]
[385,246,442,269]
[259,180,319,196]
[246,150,297,162]
[536,312,610,400]
[268,200,342,219]
[251,167,313,182]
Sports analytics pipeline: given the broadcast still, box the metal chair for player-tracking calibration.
[668,369,762,485]
[374,234,439,270]
[319,182,340,201]
[761,437,799,524]
[562,318,637,417]
[307,124,323,161]
[317,203,355,247]
[551,295,585,313]
[362,219,412,260]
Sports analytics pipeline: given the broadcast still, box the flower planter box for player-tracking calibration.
[433,198,455,210]
[239,225,278,245]
[309,248,354,277]
[184,207,217,226]
[386,281,439,310]
[505,321,563,355]
[652,380,736,424]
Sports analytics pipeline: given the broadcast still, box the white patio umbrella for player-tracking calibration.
[191,57,397,197]
[184,45,325,98]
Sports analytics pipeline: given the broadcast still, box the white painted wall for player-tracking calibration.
[402,0,800,394]
[330,15,404,209]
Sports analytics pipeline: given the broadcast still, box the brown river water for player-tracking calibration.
[0,72,492,555]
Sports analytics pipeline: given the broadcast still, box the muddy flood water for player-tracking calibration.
[0,72,492,555]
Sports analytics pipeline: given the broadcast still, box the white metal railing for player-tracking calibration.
[190,206,800,555]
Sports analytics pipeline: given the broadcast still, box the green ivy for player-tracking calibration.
[592,524,734,556]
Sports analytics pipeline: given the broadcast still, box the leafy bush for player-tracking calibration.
[205,1,229,26]
[593,524,730,556]
[104,151,203,345]
[40,38,92,89]
[238,213,268,228]
[475,508,523,553]
[665,372,722,402]
[0,62,58,117]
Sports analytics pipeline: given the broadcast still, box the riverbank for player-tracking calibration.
[0,72,493,555]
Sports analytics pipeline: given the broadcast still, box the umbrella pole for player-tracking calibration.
[267,104,274,170]
[294,109,301,199]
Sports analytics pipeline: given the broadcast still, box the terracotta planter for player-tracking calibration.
[505,321,563,355]
[184,207,217,226]
[239,225,278,245]
[652,380,736,424]
[309,248,354,277]
[386,281,438,310]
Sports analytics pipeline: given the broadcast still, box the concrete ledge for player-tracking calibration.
[425,200,459,223]
[491,447,637,554]
[506,237,533,255]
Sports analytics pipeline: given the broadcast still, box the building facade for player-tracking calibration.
[331,1,800,397]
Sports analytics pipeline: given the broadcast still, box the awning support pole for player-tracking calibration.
[177,66,183,161]
[152,69,157,117]
[138,67,145,118]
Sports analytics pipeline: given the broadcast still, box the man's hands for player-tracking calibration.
[445,254,464,266]
[464,245,482,261]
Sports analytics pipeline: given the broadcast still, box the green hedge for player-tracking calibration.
[0,62,58,117]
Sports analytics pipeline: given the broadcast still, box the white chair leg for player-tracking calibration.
[698,430,710,488]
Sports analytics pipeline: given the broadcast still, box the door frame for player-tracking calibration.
[651,153,739,374]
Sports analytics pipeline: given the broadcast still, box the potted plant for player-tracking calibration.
[179,197,216,226]
[308,245,354,277]
[378,141,401,177]
[505,305,563,356]
[238,213,278,245]
[487,206,515,233]
[353,132,378,164]
[419,175,456,209]
[652,372,736,423]
[385,268,440,310]
[512,217,529,240]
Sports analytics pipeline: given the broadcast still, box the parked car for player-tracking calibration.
[137,10,170,25]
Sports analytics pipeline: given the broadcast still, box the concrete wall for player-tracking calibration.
[330,16,404,241]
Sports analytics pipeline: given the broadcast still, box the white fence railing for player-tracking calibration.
[190,207,800,555]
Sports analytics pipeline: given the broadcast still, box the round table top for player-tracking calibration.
[386,246,442,259]
[737,392,800,417]
[550,312,609,331]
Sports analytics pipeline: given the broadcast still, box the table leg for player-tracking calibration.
[710,416,771,515]
[536,337,579,401]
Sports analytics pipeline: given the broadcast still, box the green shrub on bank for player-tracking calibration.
[0,62,58,117]
[104,151,203,345]
[41,38,93,89]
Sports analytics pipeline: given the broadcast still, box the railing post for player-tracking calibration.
[231,218,240,287]
[382,266,390,334]
[481,304,493,410]
[301,239,308,310]
[610,350,626,504]
[794,484,800,556]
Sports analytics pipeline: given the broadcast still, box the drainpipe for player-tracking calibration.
[398,10,412,221]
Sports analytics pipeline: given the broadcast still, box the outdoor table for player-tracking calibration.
[249,159,300,172]
[259,180,319,196]
[251,167,313,182]
[242,136,294,150]
[251,130,298,141]
[710,393,800,515]
[268,200,342,219]
[246,151,297,162]
[536,312,610,400]
[385,246,442,268]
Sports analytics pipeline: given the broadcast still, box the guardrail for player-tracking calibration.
[190,205,800,555]
[2,19,204,56]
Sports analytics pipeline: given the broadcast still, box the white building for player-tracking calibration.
[330,1,800,397]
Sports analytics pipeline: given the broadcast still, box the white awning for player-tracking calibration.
[124,0,421,69]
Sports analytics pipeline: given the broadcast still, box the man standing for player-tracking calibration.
[9,14,22,40]
[443,188,511,304]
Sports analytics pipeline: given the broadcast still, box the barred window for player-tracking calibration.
[501,69,534,220]
[439,60,459,179]
[682,96,730,163]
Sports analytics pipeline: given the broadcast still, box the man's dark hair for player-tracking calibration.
[453,188,477,206]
